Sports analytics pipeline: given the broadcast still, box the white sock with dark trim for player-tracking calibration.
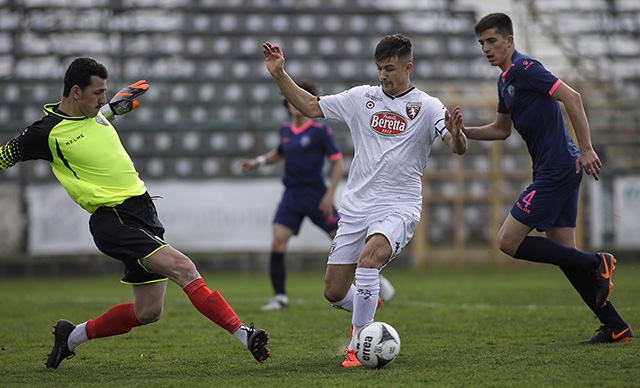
[232,324,250,348]
[350,267,380,349]
[330,284,356,312]
[67,322,88,352]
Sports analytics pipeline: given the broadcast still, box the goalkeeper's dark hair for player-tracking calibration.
[282,80,319,109]
[375,33,413,64]
[474,13,513,38]
[63,57,108,97]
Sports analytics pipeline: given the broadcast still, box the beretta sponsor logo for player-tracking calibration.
[369,111,407,136]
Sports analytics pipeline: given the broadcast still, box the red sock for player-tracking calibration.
[86,303,145,340]
[183,278,242,333]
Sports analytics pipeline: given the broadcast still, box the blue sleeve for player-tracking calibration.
[320,123,342,159]
[277,124,287,155]
[513,59,559,96]
[497,82,507,114]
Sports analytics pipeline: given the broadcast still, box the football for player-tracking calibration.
[354,321,401,368]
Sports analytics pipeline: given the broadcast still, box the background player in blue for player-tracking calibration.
[241,80,396,310]
[240,80,343,310]
[463,13,632,344]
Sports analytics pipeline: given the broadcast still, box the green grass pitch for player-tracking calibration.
[1,263,638,387]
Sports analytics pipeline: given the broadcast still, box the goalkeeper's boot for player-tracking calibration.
[342,349,361,367]
[591,252,615,308]
[46,319,76,369]
[246,323,271,363]
[579,324,633,344]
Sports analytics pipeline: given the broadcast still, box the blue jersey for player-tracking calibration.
[497,51,580,172]
[277,119,342,189]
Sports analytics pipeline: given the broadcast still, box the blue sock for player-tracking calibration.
[269,252,286,295]
[513,236,599,271]
[561,267,627,328]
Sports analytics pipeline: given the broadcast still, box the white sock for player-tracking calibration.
[232,325,250,349]
[348,325,361,351]
[352,267,380,328]
[348,268,380,349]
[67,322,89,352]
[329,284,355,312]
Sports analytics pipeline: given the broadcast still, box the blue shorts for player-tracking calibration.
[510,167,583,232]
[273,187,339,235]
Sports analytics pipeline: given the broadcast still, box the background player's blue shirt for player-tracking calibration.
[277,119,342,190]
[497,50,580,172]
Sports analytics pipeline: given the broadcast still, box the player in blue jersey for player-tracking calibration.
[463,13,632,344]
[240,80,396,310]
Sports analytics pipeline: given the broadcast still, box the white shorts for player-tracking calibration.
[327,210,420,266]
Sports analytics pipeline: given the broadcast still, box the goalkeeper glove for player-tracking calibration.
[100,80,149,121]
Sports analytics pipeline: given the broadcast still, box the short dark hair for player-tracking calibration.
[474,13,514,38]
[63,57,108,97]
[283,79,319,109]
[375,33,413,64]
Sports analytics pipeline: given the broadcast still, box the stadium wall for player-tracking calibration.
[1,174,640,258]
[21,179,343,256]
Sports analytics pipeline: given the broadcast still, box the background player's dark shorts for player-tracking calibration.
[274,187,339,235]
[89,192,168,284]
[511,167,583,232]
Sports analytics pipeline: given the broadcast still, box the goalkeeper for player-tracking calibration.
[0,57,271,368]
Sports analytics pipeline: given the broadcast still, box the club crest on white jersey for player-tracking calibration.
[406,102,421,120]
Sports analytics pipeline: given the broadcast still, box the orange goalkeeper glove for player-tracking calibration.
[100,80,149,121]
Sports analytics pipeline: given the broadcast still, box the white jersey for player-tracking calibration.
[318,85,448,217]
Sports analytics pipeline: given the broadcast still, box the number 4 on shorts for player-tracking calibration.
[522,190,536,208]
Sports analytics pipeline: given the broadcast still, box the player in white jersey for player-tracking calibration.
[263,33,467,367]
[320,84,448,217]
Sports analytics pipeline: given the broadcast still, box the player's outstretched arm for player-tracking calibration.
[238,149,282,173]
[100,80,149,122]
[444,106,467,155]
[262,42,323,119]
[0,138,24,169]
[462,112,512,141]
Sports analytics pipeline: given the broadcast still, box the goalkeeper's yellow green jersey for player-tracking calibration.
[0,103,146,213]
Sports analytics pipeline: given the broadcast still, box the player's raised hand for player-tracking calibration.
[445,106,463,137]
[445,106,466,155]
[100,80,149,121]
[263,42,285,76]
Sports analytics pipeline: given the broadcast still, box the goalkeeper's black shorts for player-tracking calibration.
[89,191,169,285]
